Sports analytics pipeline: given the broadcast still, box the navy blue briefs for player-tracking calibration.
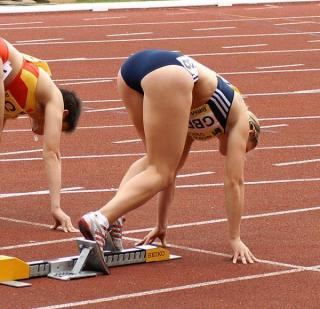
[120,49,198,94]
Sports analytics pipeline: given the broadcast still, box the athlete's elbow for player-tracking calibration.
[224,175,244,188]
[42,148,60,161]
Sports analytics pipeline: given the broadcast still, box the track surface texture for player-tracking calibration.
[0,2,320,308]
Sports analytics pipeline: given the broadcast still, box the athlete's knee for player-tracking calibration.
[146,165,175,189]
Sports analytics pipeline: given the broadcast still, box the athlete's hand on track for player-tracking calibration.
[230,238,259,264]
[135,226,167,247]
[50,208,79,233]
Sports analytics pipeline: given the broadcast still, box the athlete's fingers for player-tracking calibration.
[245,251,255,264]
[135,236,148,246]
[161,235,167,247]
[240,253,247,264]
[232,253,239,264]
[50,223,59,230]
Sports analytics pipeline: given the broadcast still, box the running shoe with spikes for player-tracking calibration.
[78,212,108,251]
[107,217,125,251]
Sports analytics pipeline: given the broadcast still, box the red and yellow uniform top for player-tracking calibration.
[0,37,52,119]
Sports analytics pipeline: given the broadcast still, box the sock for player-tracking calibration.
[94,211,109,229]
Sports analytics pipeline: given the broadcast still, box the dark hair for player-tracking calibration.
[60,88,82,132]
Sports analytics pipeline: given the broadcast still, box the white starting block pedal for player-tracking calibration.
[47,239,110,280]
[0,238,181,286]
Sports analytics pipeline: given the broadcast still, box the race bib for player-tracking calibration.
[2,61,12,81]
[4,91,24,118]
[176,55,199,81]
[188,104,224,140]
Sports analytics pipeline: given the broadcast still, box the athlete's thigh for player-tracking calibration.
[141,65,193,170]
[117,71,145,140]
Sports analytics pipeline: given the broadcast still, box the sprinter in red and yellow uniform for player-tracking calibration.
[0,37,82,233]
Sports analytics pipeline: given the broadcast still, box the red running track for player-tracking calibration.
[0,2,320,308]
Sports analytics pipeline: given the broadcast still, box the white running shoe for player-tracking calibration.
[107,217,125,251]
[78,212,108,251]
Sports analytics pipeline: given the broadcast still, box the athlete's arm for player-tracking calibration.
[224,112,257,264]
[37,71,77,233]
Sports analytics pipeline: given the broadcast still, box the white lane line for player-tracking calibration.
[261,124,288,129]
[10,31,320,46]
[245,5,280,10]
[1,143,320,162]
[125,236,320,272]
[58,80,113,86]
[3,15,320,31]
[0,187,84,198]
[106,32,153,37]
[32,269,304,309]
[176,171,215,178]
[83,99,121,103]
[16,38,64,43]
[0,236,78,250]
[193,26,235,31]
[1,178,320,198]
[275,21,316,26]
[83,16,126,21]
[1,205,320,250]
[85,107,125,113]
[274,158,320,167]
[125,205,320,234]
[223,44,268,49]
[256,64,304,69]
[259,116,320,121]
[113,138,141,144]
[308,39,320,43]
[0,21,43,26]
[0,149,42,156]
[177,178,320,189]
[245,89,320,97]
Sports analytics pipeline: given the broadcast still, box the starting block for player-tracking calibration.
[0,238,180,287]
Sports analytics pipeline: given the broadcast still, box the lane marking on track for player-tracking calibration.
[16,38,64,43]
[193,26,236,31]
[126,205,320,233]
[1,143,320,161]
[0,149,42,156]
[125,236,320,272]
[0,21,43,26]
[1,205,320,249]
[1,178,320,198]
[275,21,317,26]
[261,124,288,129]
[5,15,320,31]
[83,99,121,103]
[106,32,153,37]
[256,64,304,69]
[0,236,78,250]
[176,171,215,178]
[223,44,268,49]
[245,5,280,10]
[83,16,126,21]
[42,49,320,62]
[274,158,320,167]
[0,187,84,198]
[84,107,125,112]
[58,79,113,86]
[30,269,309,309]
[10,32,320,46]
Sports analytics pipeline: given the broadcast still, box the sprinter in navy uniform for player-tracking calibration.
[79,49,260,264]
